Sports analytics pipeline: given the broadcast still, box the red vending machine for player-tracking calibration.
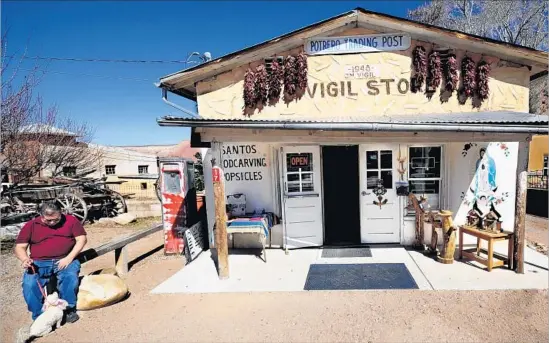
[156,157,197,255]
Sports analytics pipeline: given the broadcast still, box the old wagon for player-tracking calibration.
[1,179,127,224]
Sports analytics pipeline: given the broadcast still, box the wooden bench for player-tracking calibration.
[77,223,163,276]
[458,225,514,272]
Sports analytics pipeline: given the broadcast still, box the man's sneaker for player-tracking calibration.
[65,308,80,323]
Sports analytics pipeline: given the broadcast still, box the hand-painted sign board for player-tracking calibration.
[306,33,412,56]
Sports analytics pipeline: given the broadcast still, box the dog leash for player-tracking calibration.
[30,265,48,300]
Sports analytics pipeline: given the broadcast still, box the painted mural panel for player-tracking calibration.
[196,28,530,119]
[454,142,518,232]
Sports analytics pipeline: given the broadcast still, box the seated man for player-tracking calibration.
[14,201,87,323]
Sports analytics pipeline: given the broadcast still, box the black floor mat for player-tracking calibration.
[303,263,419,290]
[321,247,372,258]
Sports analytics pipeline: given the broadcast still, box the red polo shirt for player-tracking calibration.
[16,214,87,260]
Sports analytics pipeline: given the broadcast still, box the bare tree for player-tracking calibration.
[408,0,548,114]
[408,0,548,50]
[1,33,103,184]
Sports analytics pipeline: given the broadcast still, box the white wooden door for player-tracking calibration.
[359,144,400,243]
[281,146,323,248]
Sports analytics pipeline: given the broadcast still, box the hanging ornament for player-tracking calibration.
[427,51,442,91]
[267,59,284,102]
[372,179,388,209]
[254,64,268,107]
[243,68,256,111]
[476,60,491,101]
[443,53,459,93]
[460,56,476,100]
[411,46,427,93]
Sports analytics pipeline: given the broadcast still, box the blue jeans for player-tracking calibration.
[22,259,81,320]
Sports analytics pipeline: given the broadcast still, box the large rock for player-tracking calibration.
[77,274,129,311]
[112,213,137,225]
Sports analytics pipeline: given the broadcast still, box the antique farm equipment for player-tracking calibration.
[0,177,127,224]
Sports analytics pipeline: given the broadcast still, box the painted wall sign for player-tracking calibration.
[344,64,380,79]
[306,79,411,98]
[221,144,268,182]
[306,33,412,56]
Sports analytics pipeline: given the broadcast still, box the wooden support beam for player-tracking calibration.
[115,246,129,276]
[514,171,527,274]
[212,159,229,279]
[513,139,529,273]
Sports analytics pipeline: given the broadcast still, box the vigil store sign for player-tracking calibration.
[221,144,268,182]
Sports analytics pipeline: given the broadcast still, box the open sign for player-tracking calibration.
[290,155,310,168]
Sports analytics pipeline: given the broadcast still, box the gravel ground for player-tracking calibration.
[526,215,548,255]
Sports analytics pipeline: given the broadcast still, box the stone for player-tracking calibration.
[0,223,25,240]
[112,213,137,225]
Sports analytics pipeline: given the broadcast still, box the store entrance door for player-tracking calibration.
[322,145,361,245]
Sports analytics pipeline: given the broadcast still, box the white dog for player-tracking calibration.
[28,292,68,338]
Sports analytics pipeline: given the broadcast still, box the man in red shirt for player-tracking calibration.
[14,201,88,323]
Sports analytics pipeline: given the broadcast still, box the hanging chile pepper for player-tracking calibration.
[443,53,459,93]
[411,46,427,93]
[254,64,268,107]
[427,51,442,91]
[460,56,476,100]
[284,55,298,97]
[267,58,283,102]
[476,60,491,101]
[296,52,308,92]
[243,68,256,111]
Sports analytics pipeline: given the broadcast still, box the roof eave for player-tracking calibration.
[156,118,548,135]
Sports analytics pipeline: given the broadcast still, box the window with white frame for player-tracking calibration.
[138,165,148,174]
[286,153,314,193]
[105,165,116,175]
[408,146,442,210]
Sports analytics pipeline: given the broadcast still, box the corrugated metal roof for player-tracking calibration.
[160,111,548,125]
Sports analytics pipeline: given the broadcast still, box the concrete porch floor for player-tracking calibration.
[151,244,548,294]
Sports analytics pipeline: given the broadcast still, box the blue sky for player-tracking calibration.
[2,1,424,146]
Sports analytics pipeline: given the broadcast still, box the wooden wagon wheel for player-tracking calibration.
[108,191,127,217]
[56,193,88,224]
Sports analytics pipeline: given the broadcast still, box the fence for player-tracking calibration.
[107,183,158,200]
[527,171,548,218]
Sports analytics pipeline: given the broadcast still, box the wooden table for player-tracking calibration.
[459,225,514,272]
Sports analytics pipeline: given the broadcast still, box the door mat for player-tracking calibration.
[303,263,418,290]
[321,247,372,258]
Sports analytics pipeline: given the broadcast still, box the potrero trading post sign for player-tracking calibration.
[306,33,412,55]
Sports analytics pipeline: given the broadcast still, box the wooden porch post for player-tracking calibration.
[212,159,229,279]
[513,139,529,274]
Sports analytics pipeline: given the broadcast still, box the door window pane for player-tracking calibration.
[286,152,315,193]
[409,180,440,209]
[380,150,392,169]
[366,171,379,189]
[366,151,378,169]
[380,170,393,189]
[409,147,441,178]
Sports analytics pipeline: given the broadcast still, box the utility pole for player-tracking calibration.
[211,158,229,279]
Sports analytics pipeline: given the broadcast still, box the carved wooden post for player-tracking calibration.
[427,211,439,255]
[408,193,425,251]
[436,210,456,264]
[212,159,229,280]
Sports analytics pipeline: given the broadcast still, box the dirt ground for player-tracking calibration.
[526,215,548,255]
[1,216,548,343]
[0,216,165,342]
